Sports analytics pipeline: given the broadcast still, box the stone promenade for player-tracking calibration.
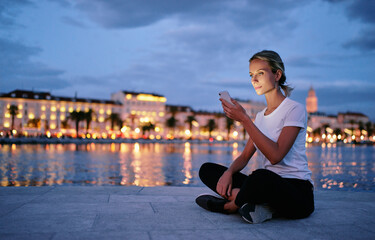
[0,186,374,240]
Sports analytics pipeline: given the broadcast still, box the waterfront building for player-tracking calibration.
[337,112,369,126]
[164,105,227,140]
[1,88,372,142]
[194,110,225,140]
[0,89,122,137]
[308,112,338,131]
[164,98,266,140]
[306,86,318,113]
[165,105,195,139]
[305,86,372,142]
[337,112,370,139]
[237,99,266,120]
[111,91,167,139]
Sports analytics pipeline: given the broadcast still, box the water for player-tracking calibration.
[0,142,374,192]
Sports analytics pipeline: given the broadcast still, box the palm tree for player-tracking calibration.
[333,128,341,136]
[349,119,356,136]
[106,113,122,130]
[84,109,95,134]
[69,110,86,137]
[206,119,216,139]
[61,119,70,129]
[142,122,155,137]
[168,106,179,117]
[358,121,365,137]
[7,105,19,134]
[322,124,330,142]
[166,116,178,137]
[27,118,41,129]
[365,121,373,139]
[226,117,234,140]
[185,115,196,132]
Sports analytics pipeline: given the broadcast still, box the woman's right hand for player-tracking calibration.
[216,170,233,199]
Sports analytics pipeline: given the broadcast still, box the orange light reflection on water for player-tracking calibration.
[182,142,192,185]
[1,143,373,190]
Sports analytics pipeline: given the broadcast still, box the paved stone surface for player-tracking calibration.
[0,186,374,240]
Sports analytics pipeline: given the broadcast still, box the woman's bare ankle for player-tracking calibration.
[224,200,239,214]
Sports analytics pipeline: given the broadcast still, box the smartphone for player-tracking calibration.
[219,91,234,105]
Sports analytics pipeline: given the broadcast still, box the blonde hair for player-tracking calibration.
[250,50,293,97]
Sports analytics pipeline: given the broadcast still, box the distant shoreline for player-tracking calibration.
[0,137,373,146]
[0,137,245,145]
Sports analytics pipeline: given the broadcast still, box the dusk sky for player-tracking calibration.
[1,0,374,120]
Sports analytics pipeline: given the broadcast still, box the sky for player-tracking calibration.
[0,0,374,121]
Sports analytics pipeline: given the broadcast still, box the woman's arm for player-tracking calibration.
[221,99,300,165]
[226,138,256,174]
[216,138,256,198]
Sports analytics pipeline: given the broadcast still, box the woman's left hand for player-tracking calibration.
[220,98,248,123]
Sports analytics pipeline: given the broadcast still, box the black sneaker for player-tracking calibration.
[239,203,273,224]
[195,194,228,213]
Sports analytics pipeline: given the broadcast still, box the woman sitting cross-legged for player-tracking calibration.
[196,50,314,224]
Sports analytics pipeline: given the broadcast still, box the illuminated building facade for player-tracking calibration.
[0,90,121,137]
[238,99,266,120]
[165,98,266,140]
[165,105,196,139]
[111,91,167,138]
[7,88,371,142]
[0,89,270,140]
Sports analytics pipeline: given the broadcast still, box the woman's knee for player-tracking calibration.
[199,162,214,179]
[250,169,280,182]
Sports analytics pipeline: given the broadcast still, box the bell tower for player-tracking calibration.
[306,86,318,113]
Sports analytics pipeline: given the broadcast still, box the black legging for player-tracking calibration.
[199,162,314,219]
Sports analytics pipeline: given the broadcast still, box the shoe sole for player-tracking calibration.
[239,203,273,224]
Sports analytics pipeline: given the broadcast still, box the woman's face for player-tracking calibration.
[249,59,280,96]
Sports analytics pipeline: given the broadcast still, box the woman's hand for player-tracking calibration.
[216,170,233,199]
[220,98,249,123]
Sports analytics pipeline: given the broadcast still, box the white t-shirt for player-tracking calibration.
[253,98,313,184]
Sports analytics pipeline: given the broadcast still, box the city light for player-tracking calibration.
[1,89,373,143]
[136,94,166,102]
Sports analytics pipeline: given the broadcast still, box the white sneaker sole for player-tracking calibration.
[240,203,273,224]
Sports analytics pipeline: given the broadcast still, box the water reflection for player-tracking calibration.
[183,142,192,185]
[0,143,374,192]
[307,144,374,191]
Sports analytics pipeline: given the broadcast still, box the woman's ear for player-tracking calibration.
[275,69,282,82]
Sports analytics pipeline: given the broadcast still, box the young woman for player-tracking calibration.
[196,50,314,224]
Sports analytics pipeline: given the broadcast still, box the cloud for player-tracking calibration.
[344,27,375,51]
[286,56,325,68]
[0,0,32,28]
[346,0,375,24]
[69,0,310,31]
[344,0,375,51]
[0,37,68,92]
[324,0,375,51]
[61,16,87,28]
[71,0,218,28]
